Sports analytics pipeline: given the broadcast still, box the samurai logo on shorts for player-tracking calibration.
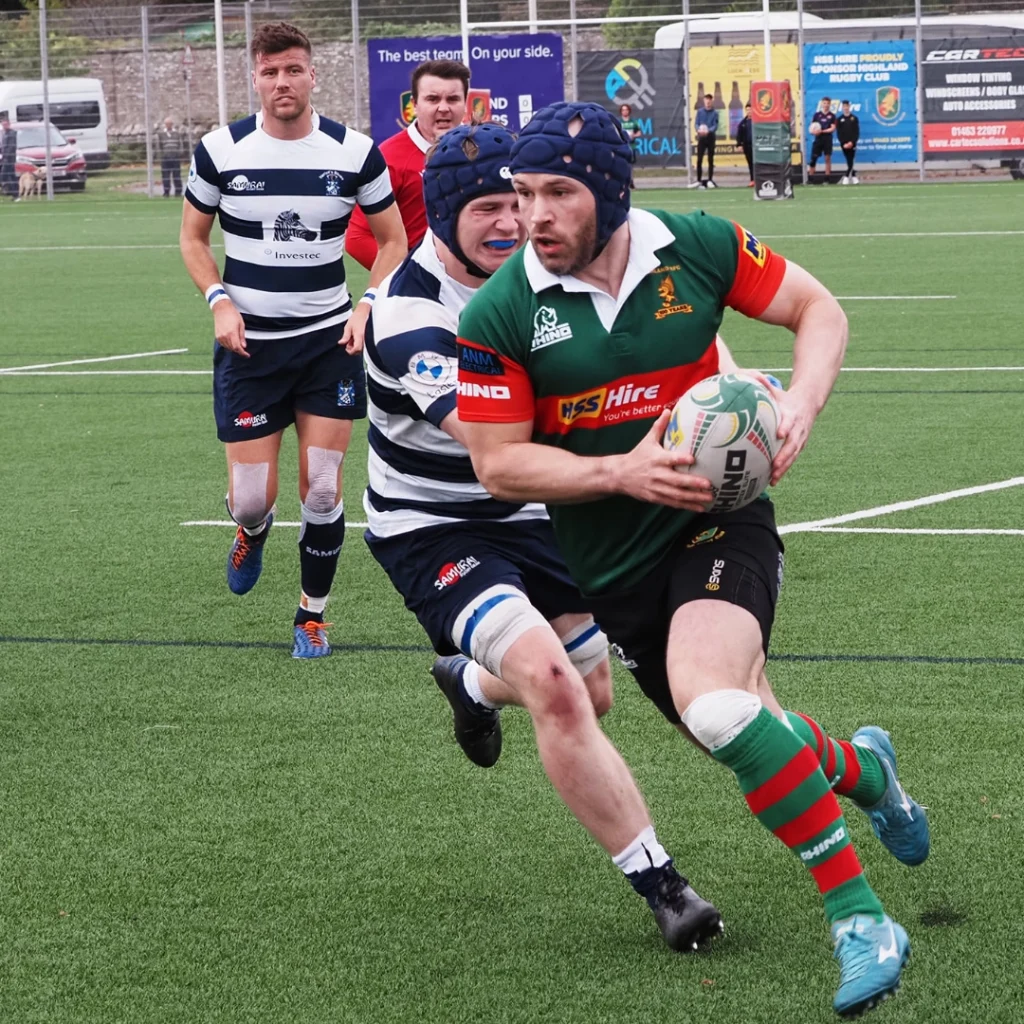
[434,557,481,591]
[233,410,268,429]
[337,379,356,407]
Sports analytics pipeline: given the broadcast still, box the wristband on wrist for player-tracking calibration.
[357,289,376,308]
[205,284,229,308]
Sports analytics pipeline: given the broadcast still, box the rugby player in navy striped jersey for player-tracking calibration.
[179,22,407,657]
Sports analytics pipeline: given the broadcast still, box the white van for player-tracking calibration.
[0,78,109,169]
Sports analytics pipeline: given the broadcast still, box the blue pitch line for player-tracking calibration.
[0,634,1021,666]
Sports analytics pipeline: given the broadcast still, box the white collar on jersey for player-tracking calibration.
[523,207,674,301]
[407,120,432,153]
[254,108,321,138]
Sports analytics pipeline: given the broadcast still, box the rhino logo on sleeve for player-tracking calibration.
[273,210,318,242]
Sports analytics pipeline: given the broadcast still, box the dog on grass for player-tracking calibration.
[17,169,45,200]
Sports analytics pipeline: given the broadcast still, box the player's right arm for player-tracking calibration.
[179,141,247,357]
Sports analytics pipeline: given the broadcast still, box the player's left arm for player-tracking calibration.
[721,221,846,484]
[755,260,847,484]
[342,143,409,355]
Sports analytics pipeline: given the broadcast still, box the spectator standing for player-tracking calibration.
[690,93,718,189]
[809,97,837,181]
[1,118,18,200]
[735,102,754,186]
[156,116,189,197]
[836,100,860,185]
[619,103,642,154]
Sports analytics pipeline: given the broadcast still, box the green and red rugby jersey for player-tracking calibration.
[456,208,786,595]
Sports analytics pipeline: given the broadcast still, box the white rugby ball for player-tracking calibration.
[809,121,822,135]
[697,124,709,136]
[664,373,781,514]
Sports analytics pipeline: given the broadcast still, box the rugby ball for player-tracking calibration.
[697,124,709,136]
[664,373,781,514]
[809,121,821,135]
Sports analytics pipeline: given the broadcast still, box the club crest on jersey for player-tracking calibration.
[741,229,767,267]
[532,306,573,351]
[654,275,693,320]
[319,169,345,197]
[274,210,318,242]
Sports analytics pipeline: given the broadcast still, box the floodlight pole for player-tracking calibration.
[461,0,470,68]
[38,0,54,201]
[215,0,228,126]
[682,0,692,187]
[915,0,925,181]
[141,5,154,198]
[352,0,362,133]
[245,1,256,116]
[762,0,772,81]
[798,0,807,185]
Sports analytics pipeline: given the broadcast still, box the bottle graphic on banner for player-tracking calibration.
[713,81,726,138]
[728,81,743,137]
[695,82,704,115]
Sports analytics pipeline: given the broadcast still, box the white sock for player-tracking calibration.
[300,591,328,615]
[612,825,670,876]
[461,660,501,710]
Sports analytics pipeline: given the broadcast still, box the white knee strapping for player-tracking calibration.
[560,617,609,678]
[681,689,762,752]
[305,447,344,515]
[227,461,271,528]
[451,584,549,679]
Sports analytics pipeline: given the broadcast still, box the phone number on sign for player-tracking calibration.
[924,120,1024,150]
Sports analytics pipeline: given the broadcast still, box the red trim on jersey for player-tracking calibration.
[346,128,427,271]
[744,745,819,816]
[456,341,535,423]
[532,346,719,436]
[724,222,787,318]
[809,844,863,894]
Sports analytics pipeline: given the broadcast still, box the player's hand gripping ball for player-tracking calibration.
[697,124,709,137]
[809,121,822,135]
[664,373,780,513]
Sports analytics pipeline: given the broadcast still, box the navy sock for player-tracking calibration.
[296,503,344,625]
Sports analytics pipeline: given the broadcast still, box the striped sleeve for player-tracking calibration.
[356,143,396,215]
[184,139,220,213]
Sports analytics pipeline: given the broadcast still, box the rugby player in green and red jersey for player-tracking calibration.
[455,102,929,1017]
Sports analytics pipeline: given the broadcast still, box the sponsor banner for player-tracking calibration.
[923,40,1024,158]
[366,35,563,143]
[803,40,918,163]
[687,45,802,167]
[577,49,688,166]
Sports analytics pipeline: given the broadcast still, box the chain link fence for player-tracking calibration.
[1,0,1022,199]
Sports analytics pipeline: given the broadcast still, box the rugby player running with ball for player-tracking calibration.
[455,102,929,1017]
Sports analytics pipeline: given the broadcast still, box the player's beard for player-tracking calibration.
[534,211,599,276]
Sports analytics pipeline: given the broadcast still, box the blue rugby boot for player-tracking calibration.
[292,618,332,659]
[832,914,910,1017]
[852,726,930,866]
[226,513,273,595]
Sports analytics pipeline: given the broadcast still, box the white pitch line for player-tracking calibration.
[779,476,1024,535]
[0,243,224,252]
[2,370,211,376]
[835,295,956,301]
[801,527,1024,536]
[760,366,1024,373]
[0,348,188,374]
[765,230,1024,239]
[181,519,370,529]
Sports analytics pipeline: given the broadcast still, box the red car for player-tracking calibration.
[14,120,88,191]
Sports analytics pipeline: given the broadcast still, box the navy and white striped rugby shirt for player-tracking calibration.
[186,111,394,340]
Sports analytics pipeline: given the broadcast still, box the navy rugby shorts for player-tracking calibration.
[213,321,366,443]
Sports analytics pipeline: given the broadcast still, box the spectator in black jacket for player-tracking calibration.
[837,100,860,185]
[735,103,753,186]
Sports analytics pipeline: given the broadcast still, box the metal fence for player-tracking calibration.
[2,0,1023,200]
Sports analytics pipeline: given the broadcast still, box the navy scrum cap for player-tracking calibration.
[510,101,634,248]
[423,121,516,278]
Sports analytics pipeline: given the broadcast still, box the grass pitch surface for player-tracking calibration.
[1,182,1022,1023]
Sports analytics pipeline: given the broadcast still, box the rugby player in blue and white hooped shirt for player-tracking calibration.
[363,123,724,953]
[179,22,407,658]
